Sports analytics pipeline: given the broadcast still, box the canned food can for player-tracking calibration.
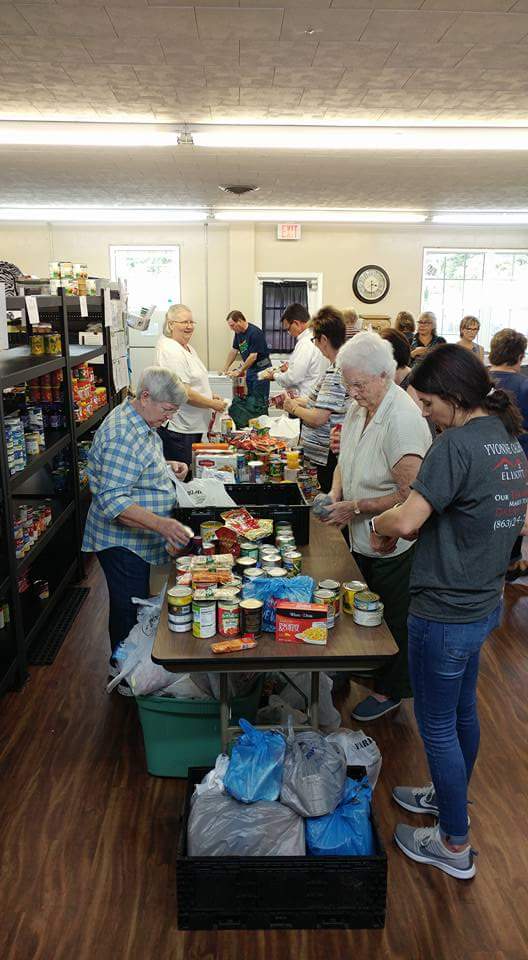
[269,456,284,482]
[313,588,336,629]
[317,579,341,619]
[261,554,280,570]
[248,460,264,483]
[168,619,192,633]
[167,586,192,615]
[200,521,222,543]
[30,335,45,356]
[192,600,216,639]
[342,580,367,614]
[283,550,302,576]
[354,590,381,612]
[191,535,203,555]
[237,452,249,483]
[243,567,265,583]
[240,541,260,561]
[268,566,286,578]
[236,556,257,575]
[276,534,296,550]
[218,600,240,637]
[239,598,263,636]
[202,543,215,557]
[353,604,384,627]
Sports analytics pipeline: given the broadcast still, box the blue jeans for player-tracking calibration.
[408,605,501,844]
[97,547,150,657]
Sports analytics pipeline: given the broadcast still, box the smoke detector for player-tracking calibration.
[218,184,260,196]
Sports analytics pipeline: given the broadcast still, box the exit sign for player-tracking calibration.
[277,223,302,241]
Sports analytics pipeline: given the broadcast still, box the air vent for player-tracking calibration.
[218,185,260,195]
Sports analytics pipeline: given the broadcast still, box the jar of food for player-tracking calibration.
[30,334,45,356]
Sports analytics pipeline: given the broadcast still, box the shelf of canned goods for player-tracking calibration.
[0,288,124,698]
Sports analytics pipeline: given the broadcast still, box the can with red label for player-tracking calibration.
[218,600,240,637]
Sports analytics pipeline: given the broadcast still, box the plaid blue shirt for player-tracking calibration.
[82,399,178,564]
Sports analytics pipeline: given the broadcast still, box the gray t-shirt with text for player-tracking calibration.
[409,416,528,622]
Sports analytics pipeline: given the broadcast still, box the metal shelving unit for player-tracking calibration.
[0,289,122,695]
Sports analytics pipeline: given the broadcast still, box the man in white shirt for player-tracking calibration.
[260,303,328,397]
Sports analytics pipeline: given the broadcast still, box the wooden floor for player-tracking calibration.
[1,559,527,960]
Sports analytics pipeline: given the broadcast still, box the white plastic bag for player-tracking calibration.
[174,476,236,508]
[107,586,178,697]
[188,792,305,856]
[278,671,341,731]
[326,728,382,789]
[249,414,300,446]
[193,754,230,798]
[160,674,213,700]
[280,727,347,818]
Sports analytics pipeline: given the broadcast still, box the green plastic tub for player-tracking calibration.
[136,679,264,778]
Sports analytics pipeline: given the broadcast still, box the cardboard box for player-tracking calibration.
[275,600,328,645]
[193,451,238,480]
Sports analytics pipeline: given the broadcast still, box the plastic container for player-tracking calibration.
[136,680,264,778]
[177,765,387,930]
[173,482,310,546]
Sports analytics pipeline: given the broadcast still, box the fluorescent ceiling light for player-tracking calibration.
[193,125,528,151]
[215,209,426,224]
[0,207,207,223]
[0,122,180,147]
[433,212,528,225]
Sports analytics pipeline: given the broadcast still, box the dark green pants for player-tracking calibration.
[353,545,414,700]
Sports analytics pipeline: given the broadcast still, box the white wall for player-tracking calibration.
[2,220,528,371]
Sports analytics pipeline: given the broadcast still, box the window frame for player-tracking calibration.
[109,244,181,342]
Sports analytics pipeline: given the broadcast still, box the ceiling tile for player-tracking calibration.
[384,42,471,68]
[196,7,283,40]
[4,37,93,60]
[106,5,197,38]
[332,0,424,7]
[423,0,513,8]
[280,8,372,40]
[240,39,318,65]
[14,3,116,37]
[311,39,394,68]
[82,37,165,63]
[510,0,528,9]
[274,66,345,88]
[239,0,329,6]
[442,12,528,43]
[359,10,458,43]
[459,42,528,66]
[0,4,36,33]
[160,39,239,63]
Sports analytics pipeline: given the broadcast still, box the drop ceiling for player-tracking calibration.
[1,1,528,210]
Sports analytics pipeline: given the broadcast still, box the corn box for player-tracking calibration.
[275,601,328,645]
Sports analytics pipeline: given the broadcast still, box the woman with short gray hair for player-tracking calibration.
[156,303,227,465]
[83,366,192,691]
[321,332,432,721]
[410,311,446,364]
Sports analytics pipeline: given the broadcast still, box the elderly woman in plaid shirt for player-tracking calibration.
[83,367,192,680]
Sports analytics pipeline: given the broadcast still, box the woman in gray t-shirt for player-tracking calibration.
[371,344,528,882]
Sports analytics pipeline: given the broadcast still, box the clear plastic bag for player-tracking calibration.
[107,586,178,697]
[280,727,347,818]
[241,576,314,633]
[326,729,382,789]
[193,754,230,798]
[276,671,341,731]
[223,719,286,803]
[188,792,305,857]
[305,776,375,857]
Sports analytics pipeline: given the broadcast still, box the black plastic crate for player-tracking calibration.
[176,765,387,931]
[173,482,310,546]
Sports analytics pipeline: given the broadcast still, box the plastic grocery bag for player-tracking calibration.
[280,727,347,818]
[159,674,213,700]
[305,776,375,857]
[193,754,230,798]
[174,477,236,508]
[276,671,341,731]
[268,414,300,446]
[223,718,286,803]
[188,792,305,856]
[241,576,314,633]
[326,729,382,790]
[107,587,178,697]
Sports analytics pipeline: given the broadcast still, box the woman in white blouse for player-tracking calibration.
[155,304,226,465]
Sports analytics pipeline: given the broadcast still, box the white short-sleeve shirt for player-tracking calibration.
[155,334,212,435]
[339,380,432,558]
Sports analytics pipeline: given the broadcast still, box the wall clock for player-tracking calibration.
[352,265,390,304]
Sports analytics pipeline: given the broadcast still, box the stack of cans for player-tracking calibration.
[5,414,27,475]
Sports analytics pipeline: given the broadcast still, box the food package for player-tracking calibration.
[188,792,305,856]
[275,600,328,645]
[193,451,238,480]
[280,728,347,818]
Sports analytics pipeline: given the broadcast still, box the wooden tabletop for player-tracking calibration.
[152,517,398,674]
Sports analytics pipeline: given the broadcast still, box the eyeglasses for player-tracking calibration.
[310,336,320,343]
[418,320,433,325]
[173,320,195,327]
[465,326,479,331]
[346,379,370,392]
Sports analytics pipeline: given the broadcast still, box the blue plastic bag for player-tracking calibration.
[242,575,314,632]
[224,719,286,804]
[305,776,375,857]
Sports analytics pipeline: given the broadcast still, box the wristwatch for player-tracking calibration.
[368,517,378,536]
[352,500,361,515]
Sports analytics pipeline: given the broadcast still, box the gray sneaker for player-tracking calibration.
[394,824,476,879]
[392,783,439,817]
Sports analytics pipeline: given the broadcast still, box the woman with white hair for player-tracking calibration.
[155,304,227,465]
[322,332,432,721]
[410,311,446,364]
[83,366,192,691]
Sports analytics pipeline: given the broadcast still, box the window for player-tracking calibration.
[261,280,309,353]
[422,248,528,350]
[110,245,181,339]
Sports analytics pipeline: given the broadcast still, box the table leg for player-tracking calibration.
[219,673,230,753]
[309,671,320,731]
